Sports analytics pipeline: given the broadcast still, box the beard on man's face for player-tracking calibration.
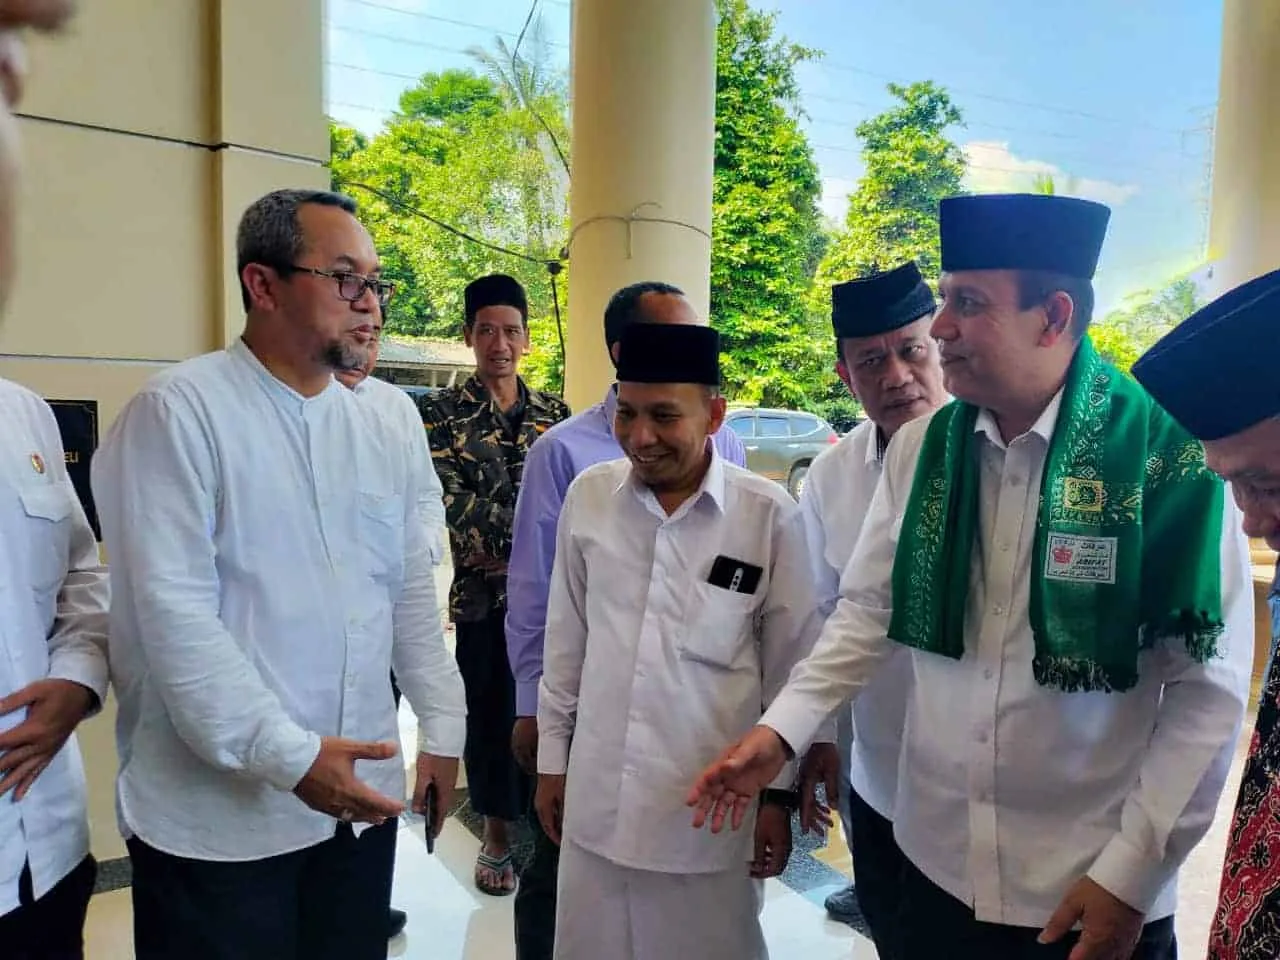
[320,338,369,374]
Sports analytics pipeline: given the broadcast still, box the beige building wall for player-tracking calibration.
[1,0,329,862]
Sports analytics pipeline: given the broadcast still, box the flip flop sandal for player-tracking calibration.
[475,850,517,897]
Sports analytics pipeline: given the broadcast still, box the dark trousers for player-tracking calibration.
[0,855,96,960]
[129,821,397,960]
[514,785,560,960]
[897,857,1177,960]
[456,611,530,821]
[848,788,906,960]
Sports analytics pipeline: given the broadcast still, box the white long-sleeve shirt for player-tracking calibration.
[799,418,912,821]
[537,448,824,874]
[350,375,446,565]
[0,379,108,916]
[92,339,466,862]
[764,394,1253,927]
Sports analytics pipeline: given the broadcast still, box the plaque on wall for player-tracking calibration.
[47,399,100,540]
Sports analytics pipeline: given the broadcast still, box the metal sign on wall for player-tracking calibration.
[47,399,100,541]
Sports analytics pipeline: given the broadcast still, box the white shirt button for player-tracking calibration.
[983,668,994,681]
[992,604,1006,616]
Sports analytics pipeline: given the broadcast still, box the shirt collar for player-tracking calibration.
[230,337,337,411]
[973,388,1065,451]
[867,422,887,466]
[619,438,726,519]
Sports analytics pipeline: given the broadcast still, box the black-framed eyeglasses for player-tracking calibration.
[277,264,396,309]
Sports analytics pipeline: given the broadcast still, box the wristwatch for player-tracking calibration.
[760,788,798,811]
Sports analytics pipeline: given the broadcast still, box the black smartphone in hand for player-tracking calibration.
[424,782,439,855]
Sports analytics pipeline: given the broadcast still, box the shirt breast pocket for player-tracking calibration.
[19,482,72,595]
[358,490,405,584]
[681,582,759,670]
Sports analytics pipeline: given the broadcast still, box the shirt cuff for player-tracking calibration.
[429,535,446,567]
[253,726,323,793]
[760,690,825,762]
[418,716,466,759]
[814,716,839,746]
[537,736,569,775]
[47,651,110,718]
[768,759,798,792]
[515,679,540,718]
[1087,832,1168,914]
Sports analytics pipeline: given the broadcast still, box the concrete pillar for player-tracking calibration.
[563,0,717,411]
[1206,0,1280,294]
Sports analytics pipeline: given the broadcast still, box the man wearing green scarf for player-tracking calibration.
[686,193,1255,960]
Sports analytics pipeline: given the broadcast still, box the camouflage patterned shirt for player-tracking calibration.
[421,373,570,622]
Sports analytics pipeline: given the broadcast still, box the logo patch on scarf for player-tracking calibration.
[1062,477,1103,512]
[1045,533,1117,584]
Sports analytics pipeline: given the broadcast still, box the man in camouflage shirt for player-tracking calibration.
[421,274,570,897]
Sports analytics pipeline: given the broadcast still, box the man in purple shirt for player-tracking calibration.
[504,281,746,959]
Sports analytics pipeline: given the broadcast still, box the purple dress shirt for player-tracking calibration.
[504,384,748,716]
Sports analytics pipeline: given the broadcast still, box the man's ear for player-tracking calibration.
[1040,290,1075,345]
[835,360,856,399]
[707,393,728,434]
[241,264,280,313]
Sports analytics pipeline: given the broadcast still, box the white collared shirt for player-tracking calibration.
[765,394,1253,927]
[92,339,466,862]
[799,418,911,821]
[0,379,108,917]
[350,375,447,565]
[538,448,823,874]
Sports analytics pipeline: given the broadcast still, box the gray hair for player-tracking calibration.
[236,189,358,311]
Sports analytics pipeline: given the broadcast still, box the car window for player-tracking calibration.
[726,415,756,439]
[788,414,822,437]
[757,416,789,439]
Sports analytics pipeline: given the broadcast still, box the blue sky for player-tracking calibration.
[325,0,1223,313]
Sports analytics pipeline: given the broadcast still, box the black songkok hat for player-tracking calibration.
[615,323,720,387]
[940,193,1111,279]
[464,273,528,323]
[831,261,936,339]
[1132,268,1280,441]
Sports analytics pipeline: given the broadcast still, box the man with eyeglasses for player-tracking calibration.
[421,274,570,897]
[92,188,466,960]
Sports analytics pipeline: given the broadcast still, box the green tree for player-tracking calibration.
[711,0,827,407]
[1090,273,1202,372]
[817,81,966,286]
[328,47,570,390]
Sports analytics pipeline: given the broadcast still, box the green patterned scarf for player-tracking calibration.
[888,336,1225,692]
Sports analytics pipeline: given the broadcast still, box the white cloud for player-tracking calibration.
[819,176,856,222]
[961,141,1139,208]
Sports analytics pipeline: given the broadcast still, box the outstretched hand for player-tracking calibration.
[293,737,405,824]
[686,725,790,833]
